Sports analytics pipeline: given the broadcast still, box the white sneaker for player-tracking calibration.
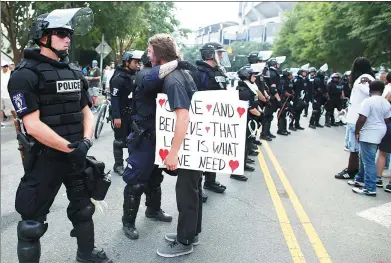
[382,169,391,178]
[1,122,5,128]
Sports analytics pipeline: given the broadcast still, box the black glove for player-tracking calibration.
[177,60,197,72]
[67,138,93,173]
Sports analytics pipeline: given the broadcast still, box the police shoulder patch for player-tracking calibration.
[12,92,28,114]
[112,88,119,96]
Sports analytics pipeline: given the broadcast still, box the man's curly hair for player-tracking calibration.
[148,33,178,64]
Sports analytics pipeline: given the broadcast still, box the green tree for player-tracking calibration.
[273,2,390,72]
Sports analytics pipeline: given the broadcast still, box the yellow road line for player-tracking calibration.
[257,147,307,263]
[263,142,333,263]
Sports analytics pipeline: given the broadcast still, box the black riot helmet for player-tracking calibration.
[330,72,342,82]
[316,70,325,78]
[30,7,94,60]
[199,42,230,68]
[247,52,260,64]
[309,67,316,74]
[297,69,307,77]
[282,68,293,78]
[237,66,255,81]
[267,58,278,68]
[141,50,152,67]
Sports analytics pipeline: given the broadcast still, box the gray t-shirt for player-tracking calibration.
[358,95,391,144]
[88,67,101,88]
[163,69,197,110]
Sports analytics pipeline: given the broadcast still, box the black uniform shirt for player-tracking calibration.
[8,51,90,119]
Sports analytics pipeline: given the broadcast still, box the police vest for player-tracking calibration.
[197,65,227,91]
[17,59,86,143]
[110,69,135,110]
[131,68,158,130]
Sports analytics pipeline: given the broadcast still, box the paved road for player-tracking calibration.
[1,113,390,263]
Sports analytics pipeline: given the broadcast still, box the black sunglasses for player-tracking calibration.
[52,30,73,39]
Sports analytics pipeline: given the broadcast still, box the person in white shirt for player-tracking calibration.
[335,57,375,180]
[1,60,15,127]
[349,80,391,196]
[376,72,391,192]
[103,62,115,96]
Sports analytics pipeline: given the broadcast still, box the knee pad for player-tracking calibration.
[68,203,95,223]
[17,220,48,241]
[125,183,145,198]
[17,220,47,263]
[114,139,126,148]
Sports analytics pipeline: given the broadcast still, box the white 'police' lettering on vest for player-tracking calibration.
[56,80,81,93]
[215,76,226,83]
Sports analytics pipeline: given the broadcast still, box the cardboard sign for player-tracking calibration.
[155,91,248,175]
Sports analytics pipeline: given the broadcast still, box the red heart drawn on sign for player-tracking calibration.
[206,104,212,112]
[229,160,239,173]
[205,127,210,133]
[237,107,245,118]
[159,149,169,161]
[158,99,166,107]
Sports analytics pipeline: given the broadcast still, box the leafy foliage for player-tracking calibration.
[273,2,391,72]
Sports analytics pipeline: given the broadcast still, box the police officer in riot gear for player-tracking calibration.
[325,73,343,127]
[304,67,316,117]
[232,66,265,180]
[121,51,176,240]
[7,8,112,263]
[189,42,230,190]
[341,71,351,99]
[277,69,294,135]
[110,50,144,175]
[262,58,282,140]
[290,69,307,130]
[309,70,328,128]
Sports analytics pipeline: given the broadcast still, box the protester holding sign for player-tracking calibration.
[146,34,202,258]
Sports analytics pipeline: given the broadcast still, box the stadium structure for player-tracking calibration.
[194,2,294,45]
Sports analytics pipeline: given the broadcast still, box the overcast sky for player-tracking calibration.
[174,2,240,30]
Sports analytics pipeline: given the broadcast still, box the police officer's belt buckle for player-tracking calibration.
[83,156,111,201]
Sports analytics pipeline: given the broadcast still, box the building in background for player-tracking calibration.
[192,2,293,45]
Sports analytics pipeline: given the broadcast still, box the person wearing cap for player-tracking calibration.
[110,50,143,175]
[86,60,101,112]
[7,8,112,263]
[1,60,14,127]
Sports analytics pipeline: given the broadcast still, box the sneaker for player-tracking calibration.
[376,179,384,188]
[157,240,193,258]
[1,122,5,128]
[335,168,355,179]
[385,184,391,193]
[347,180,364,187]
[352,187,376,196]
[382,169,391,178]
[165,233,199,246]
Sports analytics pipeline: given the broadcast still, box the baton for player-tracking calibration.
[277,97,290,120]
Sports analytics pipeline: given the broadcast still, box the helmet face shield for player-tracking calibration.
[215,50,231,68]
[44,7,94,36]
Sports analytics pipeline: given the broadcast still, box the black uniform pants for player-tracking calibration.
[176,169,203,245]
[309,100,323,125]
[113,115,132,165]
[261,103,276,136]
[325,97,342,125]
[15,150,95,262]
[123,165,165,224]
[290,99,306,127]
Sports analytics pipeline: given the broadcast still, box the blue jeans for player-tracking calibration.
[355,141,378,192]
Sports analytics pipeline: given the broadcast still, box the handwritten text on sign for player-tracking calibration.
[154,91,248,175]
